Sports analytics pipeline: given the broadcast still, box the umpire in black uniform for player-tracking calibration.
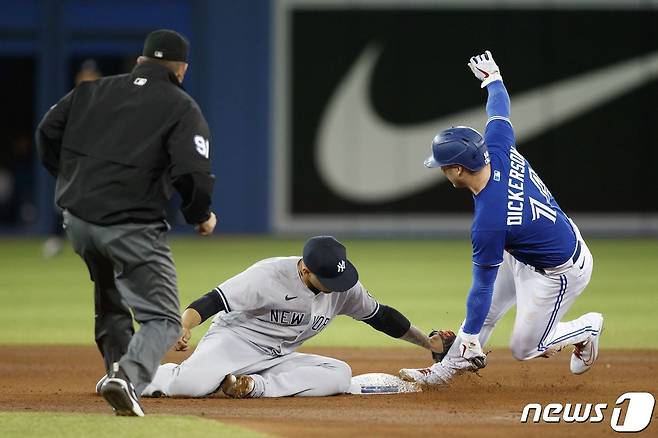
[36,29,216,416]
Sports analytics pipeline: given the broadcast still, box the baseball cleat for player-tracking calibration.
[95,374,108,394]
[399,365,452,385]
[220,374,255,398]
[100,363,145,416]
[570,313,604,375]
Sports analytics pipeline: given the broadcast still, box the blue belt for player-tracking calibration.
[571,240,582,264]
[531,240,582,275]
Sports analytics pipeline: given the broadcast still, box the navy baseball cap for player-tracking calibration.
[302,236,359,292]
[142,29,189,62]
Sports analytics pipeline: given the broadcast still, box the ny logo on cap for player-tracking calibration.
[154,50,163,58]
[337,260,346,273]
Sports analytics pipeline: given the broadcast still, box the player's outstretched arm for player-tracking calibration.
[469,50,514,147]
[400,325,455,357]
[362,304,453,355]
[468,50,510,120]
[485,81,511,121]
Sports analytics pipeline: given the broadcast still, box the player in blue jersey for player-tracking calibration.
[399,51,603,385]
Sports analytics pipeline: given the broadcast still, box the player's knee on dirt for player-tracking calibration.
[511,347,533,361]
[509,330,544,361]
[329,359,352,394]
[303,358,352,396]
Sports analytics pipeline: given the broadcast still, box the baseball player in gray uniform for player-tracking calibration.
[123,236,453,398]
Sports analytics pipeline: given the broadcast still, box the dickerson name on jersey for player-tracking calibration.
[507,147,526,226]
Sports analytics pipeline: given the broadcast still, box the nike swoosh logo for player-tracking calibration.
[475,66,489,78]
[317,45,658,203]
[285,295,297,301]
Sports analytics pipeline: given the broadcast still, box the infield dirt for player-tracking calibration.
[1,346,656,437]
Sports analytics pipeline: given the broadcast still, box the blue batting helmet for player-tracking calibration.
[424,126,490,171]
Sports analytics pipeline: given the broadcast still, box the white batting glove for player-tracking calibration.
[458,328,487,369]
[468,50,502,88]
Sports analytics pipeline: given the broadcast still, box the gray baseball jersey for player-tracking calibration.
[141,256,374,398]
[209,256,379,355]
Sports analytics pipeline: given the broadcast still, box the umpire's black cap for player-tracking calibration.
[142,29,189,62]
[303,236,359,292]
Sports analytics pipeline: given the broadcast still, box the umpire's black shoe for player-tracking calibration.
[100,362,145,417]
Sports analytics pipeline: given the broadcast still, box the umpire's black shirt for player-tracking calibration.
[36,62,214,226]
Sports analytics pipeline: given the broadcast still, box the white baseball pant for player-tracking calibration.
[441,235,596,373]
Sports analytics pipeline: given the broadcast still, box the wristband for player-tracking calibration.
[481,73,503,88]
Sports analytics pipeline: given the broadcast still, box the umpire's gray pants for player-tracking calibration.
[63,210,181,395]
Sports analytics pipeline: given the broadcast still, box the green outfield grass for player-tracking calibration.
[0,237,656,349]
[0,412,271,438]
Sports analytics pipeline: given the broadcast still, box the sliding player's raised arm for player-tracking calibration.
[468,50,515,149]
[486,81,510,121]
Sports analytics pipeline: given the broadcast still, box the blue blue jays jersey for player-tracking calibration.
[472,119,577,268]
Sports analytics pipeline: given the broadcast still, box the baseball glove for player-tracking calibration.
[429,329,456,363]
